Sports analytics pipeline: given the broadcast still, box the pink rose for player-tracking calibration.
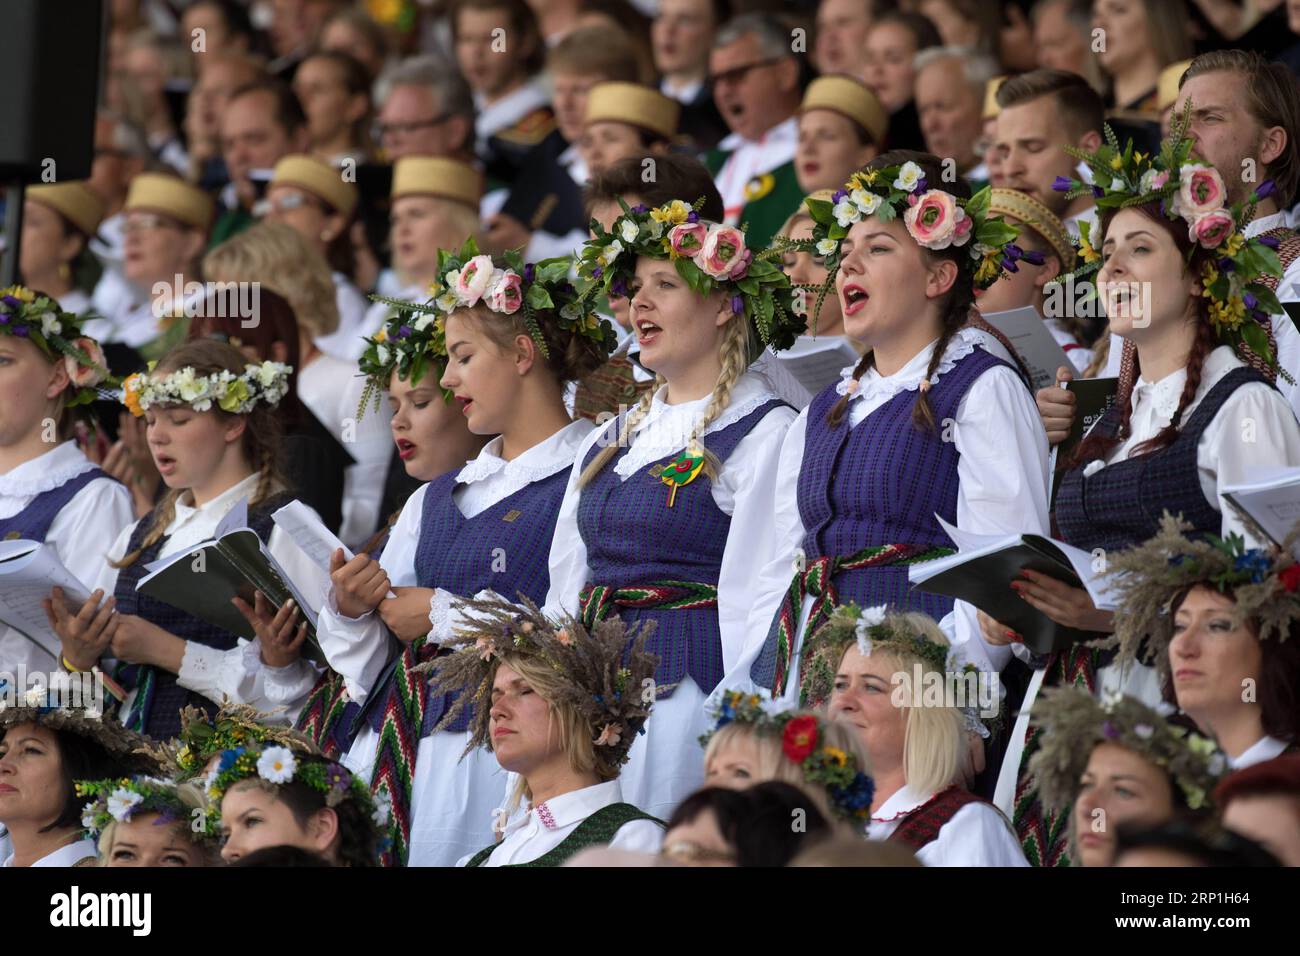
[452,254,496,307]
[668,222,708,258]
[487,270,524,314]
[1151,170,1169,190]
[904,190,960,250]
[696,225,751,280]
[1190,209,1236,249]
[1178,164,1227,218]
[952,207,974,245]
[64,337,107,388]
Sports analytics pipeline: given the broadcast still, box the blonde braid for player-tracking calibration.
[688,316,750,481]
[576,375,665,488]
[112,489,183,569]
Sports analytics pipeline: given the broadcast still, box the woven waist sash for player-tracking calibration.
[766,542,955,697]
[578,580,720,631]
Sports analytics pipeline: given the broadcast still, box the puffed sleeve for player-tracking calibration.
[923,802,1029,867]
[541,423,606,619]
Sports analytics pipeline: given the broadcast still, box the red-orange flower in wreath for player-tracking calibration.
[1279,565,1300,593]
[782,715,819,762]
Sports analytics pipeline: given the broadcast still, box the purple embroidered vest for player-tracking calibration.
[577,399,789,695]
[1055,367,1266,551]
[0,468,109,542]
[114,492,295,739]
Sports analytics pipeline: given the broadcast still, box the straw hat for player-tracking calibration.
[270,154,359,218]
[800,75,888,144]
[124,173,215,232]
[390,156,483,209]
[27,181,105,237]
[584,82,680,141]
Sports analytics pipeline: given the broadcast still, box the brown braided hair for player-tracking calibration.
[113,339,289,568]
[1071,202,1215,468]
[826,150,977,431]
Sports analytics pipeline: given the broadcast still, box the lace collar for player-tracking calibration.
[1128,345,1241,425]
[455,419,594,486]
[0,441,97,498]
[833,327,984,405]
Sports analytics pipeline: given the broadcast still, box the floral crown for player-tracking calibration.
[415,594,659,780]
[782,162,1025,320]
[359,238,614,417]
[1050,104,1285,372]
[0,285,113,407]
[1102,512,1300,673]
[156,702,312,781]
[76,775,212,845]
[1028,687,1227,813]
[120,359,291,417]
[701,690,875,823]
[0,684,152,762]
[576,198,804,352]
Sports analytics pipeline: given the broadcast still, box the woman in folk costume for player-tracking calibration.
[44,338,324,741]
[418,594,663,867]
[0,288,132,677]
[78,774,218,867]
[307,241,613,866]
[802,603,1026,865]
[732,150,1050,706]
[1027,685,1225,868]
[979,114,1300,866]
[545,199,805,820]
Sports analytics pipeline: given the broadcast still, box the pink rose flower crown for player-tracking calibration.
[359,237,615,417]
[1050,102,1285,375]
[776,161,1024,325]
[0,285,114,407]
[575,197,805,352]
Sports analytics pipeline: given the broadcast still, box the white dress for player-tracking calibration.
[721,330,1052,709]
[316,420,595,867]
[0,442,134,675]
[543,371,797,821]
[869,784,1028,867]
[993,345,1300,815]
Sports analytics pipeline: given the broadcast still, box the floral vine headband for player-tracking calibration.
[0,285,114,407]
[1101,512,1300,674]
[156,702,311,781]
[1050,103,1285,374]
[201,741,392,843]
[414,594,659,780]
[576,198,805,352]
[777,162,1025,321]
[701,690,876,823]
[1028,687,1226,813]
[120,360,291,417]
[77,775,213,845]
[359,238,615,417]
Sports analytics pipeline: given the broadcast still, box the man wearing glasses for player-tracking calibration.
[703,14,806,248]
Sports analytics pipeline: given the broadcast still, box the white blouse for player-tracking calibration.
[542,371,798,680]
[723,330,1052,704]
[1229,734,1290,770]
[0,442,134,673]
[868,784,1028,867]
[91,473,328,722]
[456,780,663,866]
[315,419,595,704]
[1,837,98,867]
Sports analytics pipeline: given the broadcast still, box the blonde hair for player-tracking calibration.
[577,305,758,488]
[203,221,340,339]
[393,195,481,255]
[94,781,216,866]
[790,835,922,867]
[702,713,873,823]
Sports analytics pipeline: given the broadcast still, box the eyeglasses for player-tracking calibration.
[374,113,451,139]
[254,191,321,217]
[122,213,182,234]
[709,57,786,89]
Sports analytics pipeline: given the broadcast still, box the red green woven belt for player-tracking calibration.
[768,542,955,697]
[578,580,720,630]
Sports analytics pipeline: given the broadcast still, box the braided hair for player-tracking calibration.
[826,150,976,431]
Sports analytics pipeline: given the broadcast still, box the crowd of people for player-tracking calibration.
[2,0,1300,869]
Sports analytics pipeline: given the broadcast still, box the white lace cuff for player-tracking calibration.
[177,641,225,696]
[427,588,453,645]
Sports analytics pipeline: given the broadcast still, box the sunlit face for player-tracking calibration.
[220,89,297,191]
[1072,741,1175,867]
[487,662,564,776]
[835,215,944,347]
[387,369,469,481]
[441,312,529,436]
[1169,586,1263,730]
[293,56,361,149]
[219,781,333,864]
[389,196,447,281]
[661,809,737,866]
[145,402,245,491]
[704,733,767,788]
[123,211,197,286]
[0,723,67,829]
[1091,0,1152,77]
[814,0,873,76]
[796,109,876,195]
[826,646,908,775]
[1175,72,1272,208]
[995,95,1082,215]
[580,121,648,179]
[915,58,982,168]
[863,22,917,113]
[456,8,525,99]
[552,71,605,146]
[106,812,207,867]
[0,327,68,447]
[20,200,82,281]
[652,0,716,76]
[1035,0,1090,74]
[1222,794,1300,866]
[781,217,843,336]
[1096,208,1194,338]
[628,256,729,380]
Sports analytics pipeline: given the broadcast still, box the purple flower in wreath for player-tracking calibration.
[687,210,699,223]
[1005,244,1024,262]
[325,762,349,793]
[592,266,603,280]
[396,324,413,339]
[1259,235,1281,250]
[1244,292,1259,311]
[1092,185,1105,199]
[523,263,535,285]
[1052,177,1074,193]
[1255,180,1276,201]
[610,277,629,298]
[1022,249,1046,266]
[913,177,928,194]
[731,295,744,315]
[0,313,8,325]
[630,204,648,214]
[1001,257,1019,273]
[832,189,848,204]
[12,324,29,337]
[1,294,23,309]
[1101,720,1120,740]
[1217,257,1235,273]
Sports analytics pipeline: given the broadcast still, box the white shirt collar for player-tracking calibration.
[660,77,703,104]
[507,779,625,835]
[167,472,262,536]
[1245,210,1288,239]
[475,78,550,142]
[0,441,96,499]
[2,837,98,867]
[871,783,937,822]
[1229,734,1290,770]
[718,114,798,153]
[834,327,984,405]
[455,419,593,485]
[1129,345,1240,424]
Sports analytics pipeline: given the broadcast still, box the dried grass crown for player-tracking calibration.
[0,284,113,406]
[1103,512,1300,674]
[160,702,319,780]
[415,593,660,779]
[1050,102,1286,374]
[1027,687,1227,813]
[576,198,805,352]
[0,684,152,760]
[359,237,615,417]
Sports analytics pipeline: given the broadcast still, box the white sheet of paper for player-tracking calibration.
[1222,468,1300,555]
[272,500,395,599]
[775,336,860,395]
[0,540,93,658]
[980,306,1073,392]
